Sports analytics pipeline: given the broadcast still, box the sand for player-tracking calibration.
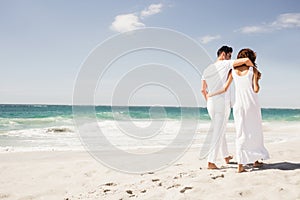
[0,135,300,200]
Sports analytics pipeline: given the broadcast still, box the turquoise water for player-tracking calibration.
[0,104,299,132]
[0,104,299,152]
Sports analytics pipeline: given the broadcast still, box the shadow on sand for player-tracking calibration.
[256,162,300,171]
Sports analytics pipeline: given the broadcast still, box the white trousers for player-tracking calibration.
[207,96,231,163]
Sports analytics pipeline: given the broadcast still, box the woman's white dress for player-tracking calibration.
[232,67,269,164]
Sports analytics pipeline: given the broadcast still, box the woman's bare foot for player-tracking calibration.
[208,162,219,169]
[253,161,264,167]
[237,164,247,173]
[224,155,233,164]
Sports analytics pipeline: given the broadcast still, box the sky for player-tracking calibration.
[0,0,300,108]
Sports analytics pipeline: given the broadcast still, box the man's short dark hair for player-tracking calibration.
[217,46,233,57]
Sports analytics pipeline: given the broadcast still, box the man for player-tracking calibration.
[201,45,254,169]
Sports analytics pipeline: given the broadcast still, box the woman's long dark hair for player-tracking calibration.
[237,48,261,78]
[237,48,257,67]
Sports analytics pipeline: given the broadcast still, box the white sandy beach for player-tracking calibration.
[0,129,300,200]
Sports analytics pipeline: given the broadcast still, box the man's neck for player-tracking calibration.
[216,56,224,61]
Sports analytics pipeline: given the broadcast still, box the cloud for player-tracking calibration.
[140,3,163,18]
[239,26,270,34]
[199,35,221,44]
[110,3,164,33]
[239,13,300,34]
[271,13,300,29]
[110,13,145,33]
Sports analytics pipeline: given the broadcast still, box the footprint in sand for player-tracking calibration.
[126,190,133,195]
[104,182,117,186]
[141,172,154,176]
[126,190,136,198]
[152,178,160,182]
[180,186,193,193]
[167,184,181,189]
[174,163,183,166]
[103,189,111,193]
[210,174,224,179]
[174,172,188,179]
[99,182,117,194]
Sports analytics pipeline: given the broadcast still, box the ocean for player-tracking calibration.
[0,104,299,152]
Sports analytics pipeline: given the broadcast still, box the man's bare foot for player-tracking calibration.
[237,164,247,173]
[253,161,264,167]
[208,162,219,169]
[224,155,233,164]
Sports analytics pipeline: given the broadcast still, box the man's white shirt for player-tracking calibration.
[202,60,234,102]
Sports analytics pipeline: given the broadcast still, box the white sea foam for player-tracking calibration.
[1,120,299,152]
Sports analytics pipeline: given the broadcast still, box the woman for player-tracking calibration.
[208,48,269,173]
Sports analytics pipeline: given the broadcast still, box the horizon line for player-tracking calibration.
[0,103,299,109]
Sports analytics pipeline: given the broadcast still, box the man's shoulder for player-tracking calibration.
[203,60,233,77]
[203,63,216,73]
[205,61,229,70]
[215,60,232,65]
[215,60,234,69]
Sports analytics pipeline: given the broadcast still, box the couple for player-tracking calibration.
[201,46,269,173]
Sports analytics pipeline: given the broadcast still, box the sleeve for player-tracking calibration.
[227,60,234,70]
[220,60,234,74]
[201,68,206,80]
